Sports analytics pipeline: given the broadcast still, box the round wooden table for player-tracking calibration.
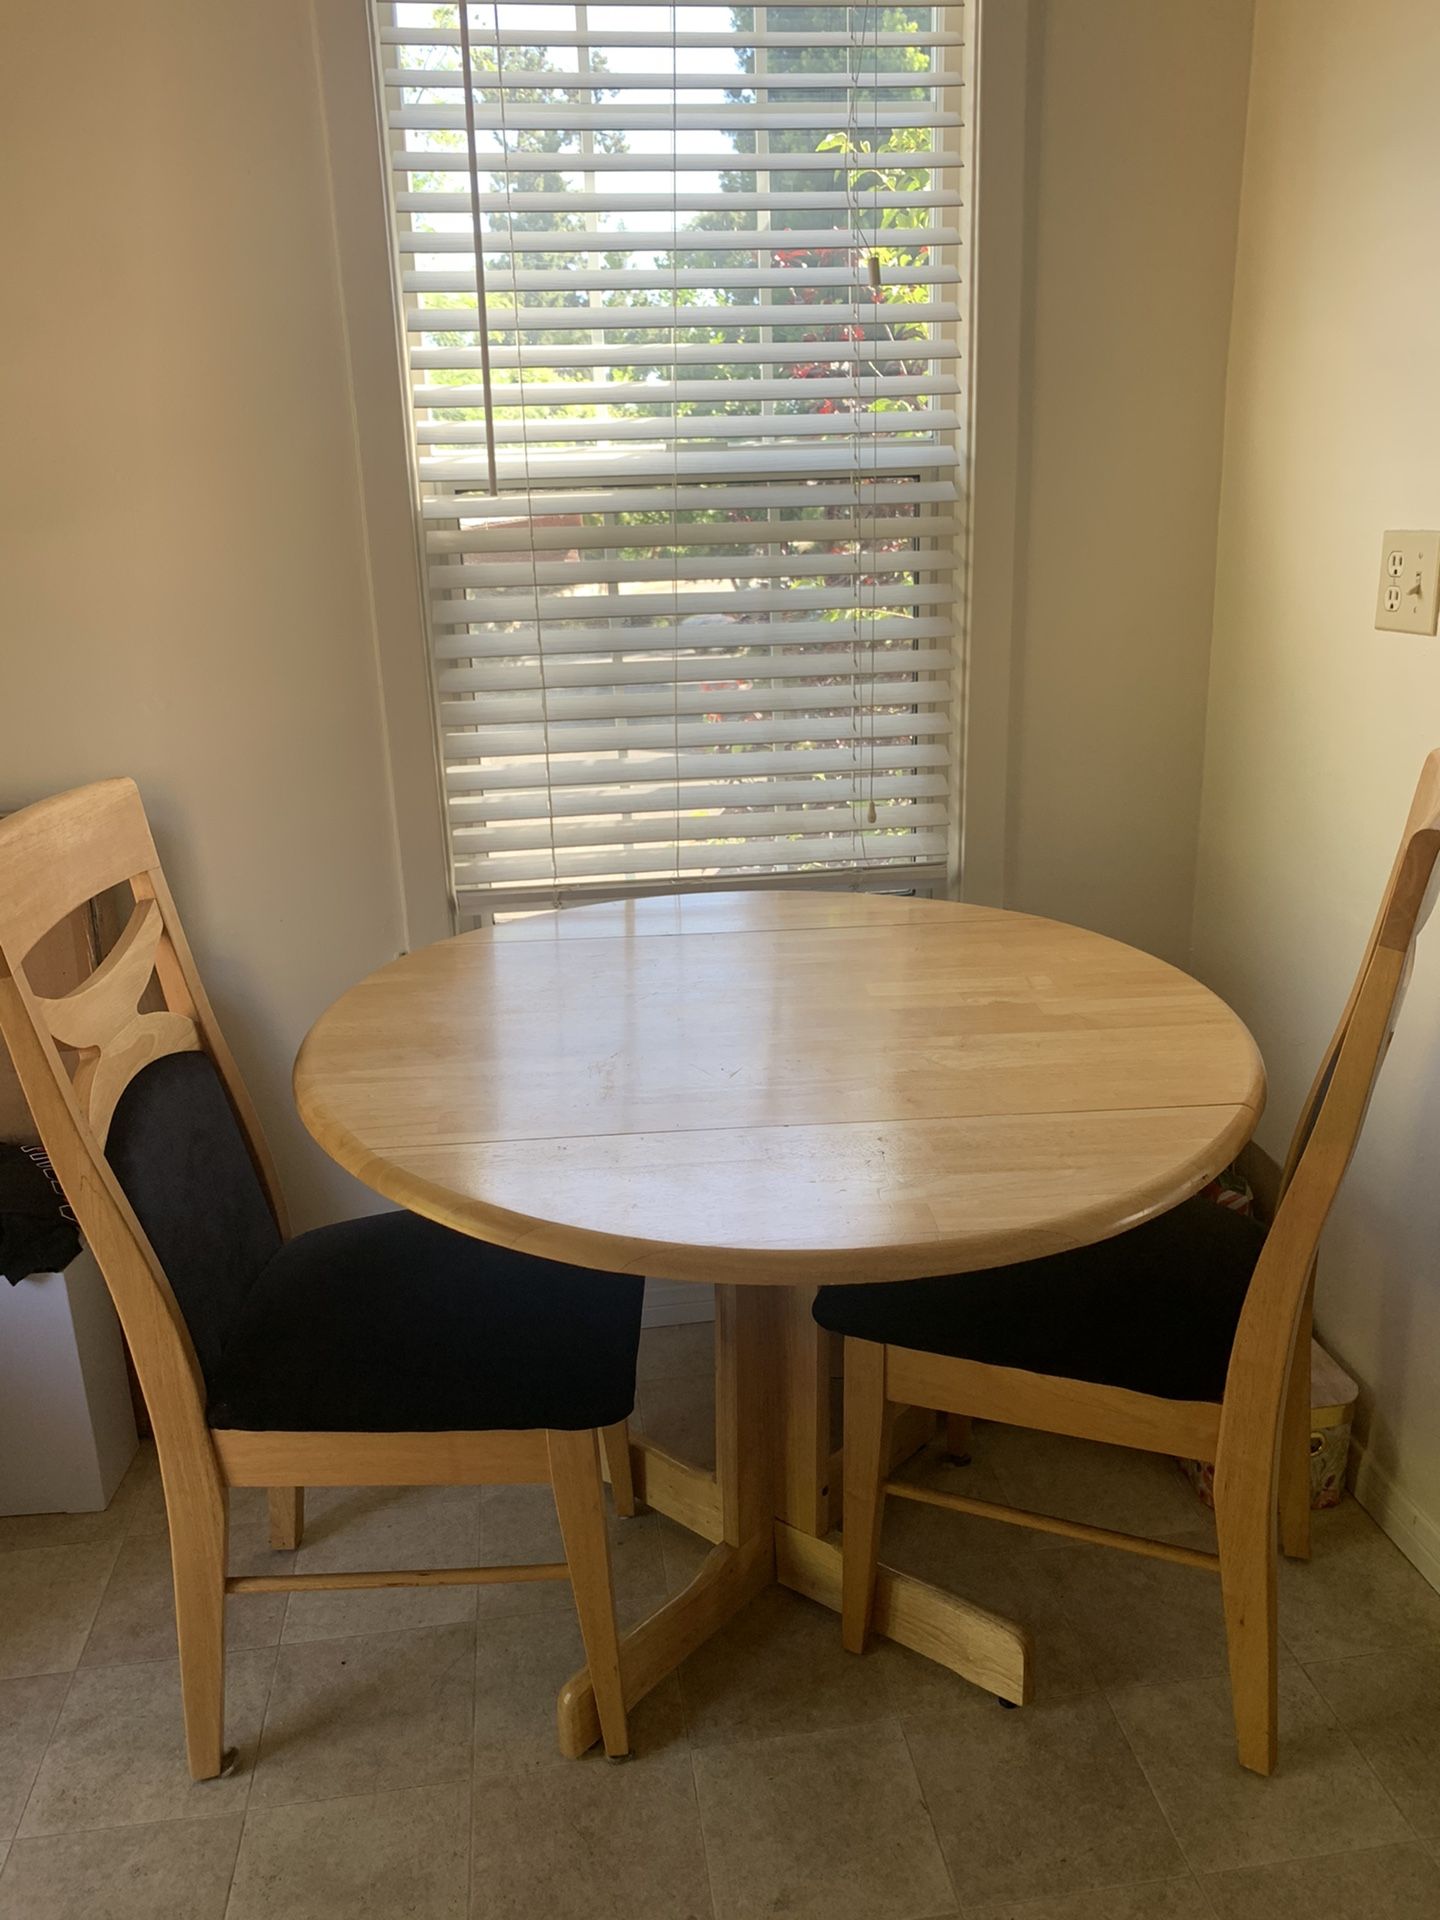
[294,891,1264,1746]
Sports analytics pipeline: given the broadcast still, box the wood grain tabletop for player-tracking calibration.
[294,891,1265,1285]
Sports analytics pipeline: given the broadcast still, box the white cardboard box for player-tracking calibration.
[0,1245,138,1515]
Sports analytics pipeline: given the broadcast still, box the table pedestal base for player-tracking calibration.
[556,1284,1034,1756]
[773,1526,1032,1703]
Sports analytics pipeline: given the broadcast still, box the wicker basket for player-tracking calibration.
[1179,1339,1357,1511]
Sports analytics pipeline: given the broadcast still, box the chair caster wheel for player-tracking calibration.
[996,1697,1018,1710]
[215,1747,240,1778]
[604,1750,635,1765]
[941,1453,972,1468]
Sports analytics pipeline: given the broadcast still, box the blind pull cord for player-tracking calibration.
[457,1,499,496]
[490,1,560,904]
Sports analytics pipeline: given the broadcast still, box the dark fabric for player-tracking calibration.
[0,1143,81,1283]
[107,1052,282,1380]
[209,1209,645,1433]
[813,1196,1267,1404]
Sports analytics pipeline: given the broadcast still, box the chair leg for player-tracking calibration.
[942,1411,973,1464]
[600,1422,637,1518]
[1214,1467,1279,1776]
[167,1475,230,1781]
[267,1487,305,1552]
[1278,1297,1313,1562]
[841,1338,891,1655]
[548,1428,630,1759]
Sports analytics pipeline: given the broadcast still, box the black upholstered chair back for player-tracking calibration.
[106,1051,282,1383]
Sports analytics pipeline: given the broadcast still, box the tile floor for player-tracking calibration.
[3,1321,1440,1918]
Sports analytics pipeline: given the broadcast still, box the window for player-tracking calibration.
[376,3,968,916]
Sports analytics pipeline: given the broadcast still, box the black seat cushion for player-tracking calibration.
[108,1052,282,1380]
[209,1209,645,1432]
[813,1196,1267,1404]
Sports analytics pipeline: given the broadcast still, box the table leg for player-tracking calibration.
[555,1284,778,1755]
[777,1288,832,1535]
[556,1284,1033,1753]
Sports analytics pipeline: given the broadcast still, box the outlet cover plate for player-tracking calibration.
[1376,529,1440,635]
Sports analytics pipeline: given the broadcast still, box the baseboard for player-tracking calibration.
[641,1280,715,1329]
[1349,1438,1440,1595]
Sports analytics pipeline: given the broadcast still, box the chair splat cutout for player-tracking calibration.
[33,896,199,1145]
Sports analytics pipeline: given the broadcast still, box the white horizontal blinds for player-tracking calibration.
[380,2,965,905]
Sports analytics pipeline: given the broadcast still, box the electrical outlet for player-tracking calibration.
[1375,529,1440,635]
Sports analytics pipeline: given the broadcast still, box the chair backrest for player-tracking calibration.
[1278,749,1440,1196]
[0,780,287,1458]
[1218,751,1440,1482]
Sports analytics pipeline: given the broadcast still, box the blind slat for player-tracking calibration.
[398,227,961,254]
[388,104,962,131]
[443,677,950,729]
[422,479,959,517]
[448,738,952,794]
[393,146,967,174]
[405,298,962,333]
[416,411,958,448]
[395,190,962,213]
[413,375,958,411]
[434,618,951,663]
[453,829,950,888]
[430,582,954,626]
[384,27,963,48]
[445,708,951,762]
[411,344,963,377]
[457,771,946,822]
[459,800,948,855]
[386,65,963,90]
[443,649,954,698]
[425,510,959,554]
[404,271,958,302]
[431,552,956,589]
[419,447,958,487]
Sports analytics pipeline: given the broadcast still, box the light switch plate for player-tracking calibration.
[1376,529,1440,635]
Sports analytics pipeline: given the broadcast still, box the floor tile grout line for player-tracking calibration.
[229,1760,475,1827]
[215,1811,246,1920]
[1341,1719,1429,1848]
[11,1775,498,1855]
[0,1522,129,1558]
[1252,1834,1440,1872]
[685,1743,724,1920]
[1286,1659,1428,1853]
[215,1637,278,1913]
[1106,1662,1427,1886]
[66,1602,473,1678]
[55,1530,124,1678]
[1189,1862,1227,1919]
[1299,1639,1440,1673]
[1099,1678,1209,1895]
[5,1661,79,1856]
[895,1713,964,1918]
[957,1870,1218,1920]
[225,1635,278,1858]
[465,1502,481,1920]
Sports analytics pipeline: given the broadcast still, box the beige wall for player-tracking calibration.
[1192,0,1440,1577]
[0,3,421,1227]
[1003,0,1254,963]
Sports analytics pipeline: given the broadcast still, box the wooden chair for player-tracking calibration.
[0,779,642,1778]
[818,751,1440,1775]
